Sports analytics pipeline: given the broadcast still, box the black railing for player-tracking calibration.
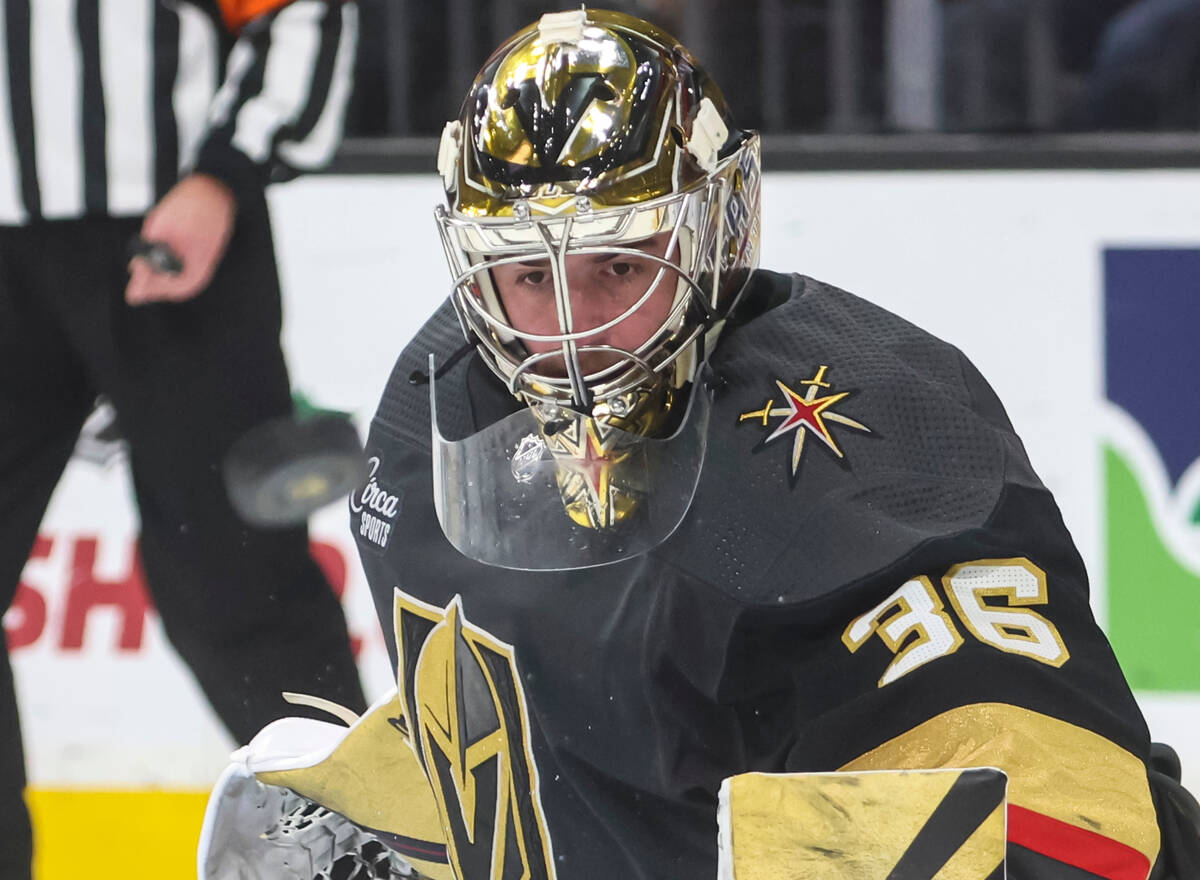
[346,0,1200,138]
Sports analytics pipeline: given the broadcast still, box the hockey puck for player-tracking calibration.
[223,413,366,527]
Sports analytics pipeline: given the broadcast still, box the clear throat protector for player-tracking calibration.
[429,356,714,571]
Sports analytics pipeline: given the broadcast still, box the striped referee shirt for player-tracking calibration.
[0,0,357,225]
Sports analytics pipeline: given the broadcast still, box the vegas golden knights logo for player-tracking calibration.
[394,591,557,880]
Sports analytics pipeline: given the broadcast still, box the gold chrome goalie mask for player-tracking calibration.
[432,9,760,557]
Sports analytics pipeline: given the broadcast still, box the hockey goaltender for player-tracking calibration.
[199,8,1200,880]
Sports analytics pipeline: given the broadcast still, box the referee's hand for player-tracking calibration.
[125,173,235,306]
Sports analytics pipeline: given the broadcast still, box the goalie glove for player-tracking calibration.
[199,757,418,880]
[198,689,451,880]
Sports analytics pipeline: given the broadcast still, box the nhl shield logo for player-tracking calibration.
[738,364,872,485]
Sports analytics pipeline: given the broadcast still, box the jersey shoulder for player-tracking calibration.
[657,271,1048,605]
[370,299,473,451]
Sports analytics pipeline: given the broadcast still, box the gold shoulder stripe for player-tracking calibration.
[838,702,1159,872]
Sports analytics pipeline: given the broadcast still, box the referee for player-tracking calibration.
[0,2,365,877]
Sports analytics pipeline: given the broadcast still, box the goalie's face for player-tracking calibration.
[489,232,680,379]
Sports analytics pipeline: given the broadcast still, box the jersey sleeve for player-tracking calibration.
[191,0,358,202]
[708,284,1168,876]
[765,478,1163,878]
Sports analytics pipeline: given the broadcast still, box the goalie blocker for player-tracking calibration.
[719,768,1007,880]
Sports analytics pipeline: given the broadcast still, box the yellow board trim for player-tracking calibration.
[28,789,208,880]
[839,702,1160,865]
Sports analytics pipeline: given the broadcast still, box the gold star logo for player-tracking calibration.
[739,365,872,479]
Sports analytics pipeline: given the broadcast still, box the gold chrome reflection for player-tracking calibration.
[530,385,675,529]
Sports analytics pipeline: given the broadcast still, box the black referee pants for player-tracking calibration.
[0,200,366,880]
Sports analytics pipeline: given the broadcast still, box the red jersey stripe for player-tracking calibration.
[1008,804,1151,880]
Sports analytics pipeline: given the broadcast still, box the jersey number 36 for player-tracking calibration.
[842,558,1070,687]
